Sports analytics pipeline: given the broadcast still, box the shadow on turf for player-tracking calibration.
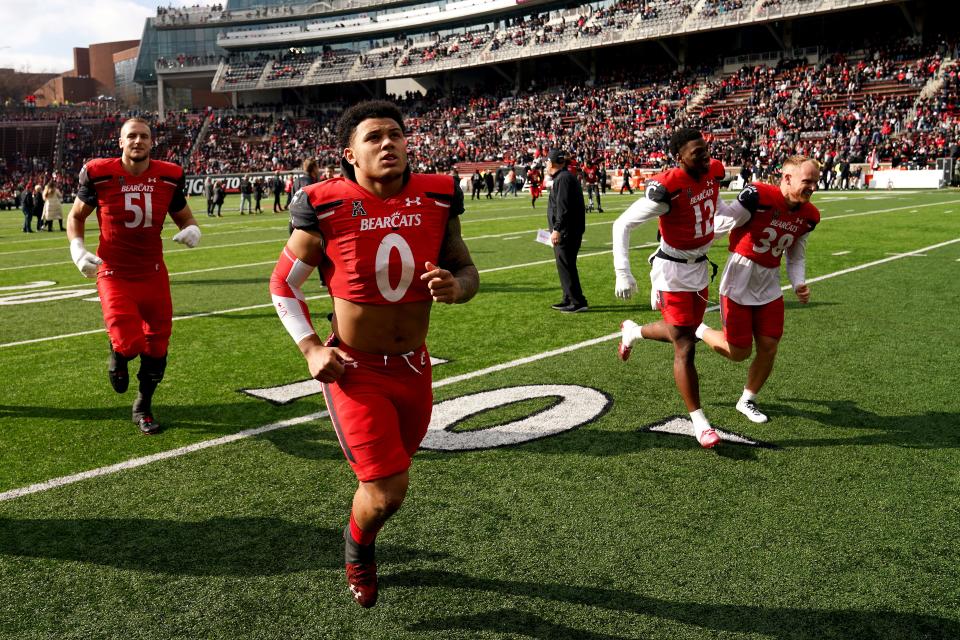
[0,518,447,576]
[393,570,960,639]
[739,398,960,449]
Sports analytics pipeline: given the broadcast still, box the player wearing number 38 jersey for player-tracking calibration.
[66,117,200,436]
[698,156,820,425]
[269,100,478,609]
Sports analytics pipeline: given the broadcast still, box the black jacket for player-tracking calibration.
[547,168,585,236]
[20,191,34,215]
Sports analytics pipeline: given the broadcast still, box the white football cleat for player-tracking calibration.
[618,320,638,361]
[736,398,768,423]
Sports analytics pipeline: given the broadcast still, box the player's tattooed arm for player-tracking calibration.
[426,215,479,304]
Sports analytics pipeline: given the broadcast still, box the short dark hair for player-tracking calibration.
[336,100,405,149]
[121,116,152,138]
[669,128,703,156]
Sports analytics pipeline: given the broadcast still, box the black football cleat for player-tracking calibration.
[136,415,162,435]
[108,347,129,394]
[132,393,161,435]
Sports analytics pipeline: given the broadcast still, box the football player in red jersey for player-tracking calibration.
[269,100,478,608]
[583,160,603,213]
[612,128,724,448]
[527,164,543,207]
[66,117,200,436]
[696,156,821,424]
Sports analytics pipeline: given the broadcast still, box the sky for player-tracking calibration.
[0,0,195,73]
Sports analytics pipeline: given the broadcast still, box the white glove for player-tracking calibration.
[615,269,638,299]
[172,224,201,248]
[70,238,102,278]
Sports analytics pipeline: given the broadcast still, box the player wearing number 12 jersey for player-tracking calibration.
[66,117,201,435]
[612,128,725,448]
[697,156,820,424]
[269,100,478,608]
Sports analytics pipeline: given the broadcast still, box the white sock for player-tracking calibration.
[624,321,643,344]
[690,409,710,435]
[740,389,757,403]
[695,322,710,340]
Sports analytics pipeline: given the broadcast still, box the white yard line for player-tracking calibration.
[2,236,958,502]
[0,237,288,272]
[0,246,655,348]
[832,251,851,256]
[4,198,957,273]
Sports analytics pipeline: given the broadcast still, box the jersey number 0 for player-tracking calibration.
[375,233,415,302]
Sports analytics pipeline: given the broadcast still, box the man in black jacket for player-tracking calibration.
[547,148,588,313]
[20,186,34,233]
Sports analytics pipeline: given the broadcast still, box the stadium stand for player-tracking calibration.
[6,0,960,195]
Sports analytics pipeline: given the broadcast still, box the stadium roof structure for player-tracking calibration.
[203,0,904,94]
[136,0,918,113]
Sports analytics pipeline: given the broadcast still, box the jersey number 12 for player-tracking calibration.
[693,200,715,238]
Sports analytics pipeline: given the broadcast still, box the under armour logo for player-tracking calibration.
[352,200,368,217]
[147,177,157,183]
[404,197,421,207]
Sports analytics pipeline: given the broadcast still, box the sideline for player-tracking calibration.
[1,236,957,502]
[3,197,959,273]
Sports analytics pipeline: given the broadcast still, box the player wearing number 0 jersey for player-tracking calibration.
[613,128,725,448]
[66,117,201,436]
[269,100,478,609]
[698,155,820,425]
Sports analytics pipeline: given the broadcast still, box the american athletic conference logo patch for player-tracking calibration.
[352,200,368,217]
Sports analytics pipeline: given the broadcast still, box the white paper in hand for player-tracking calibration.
[535,229,552,247]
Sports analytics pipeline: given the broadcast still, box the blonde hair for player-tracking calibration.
[43,183,58,199]
[782,155,820,172]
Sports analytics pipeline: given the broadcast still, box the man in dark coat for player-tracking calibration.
[546,149,588,313]
[20,186,34,233]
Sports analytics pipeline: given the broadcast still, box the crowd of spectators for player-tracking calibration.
[5,36,960,201]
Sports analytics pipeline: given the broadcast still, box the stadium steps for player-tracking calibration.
[187,116,212,168]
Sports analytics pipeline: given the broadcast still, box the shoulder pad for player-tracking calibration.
[644,179,671,204]
[737,184,760,212]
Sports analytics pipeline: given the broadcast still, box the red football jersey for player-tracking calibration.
[583,166,599,185]
[729,182,820,268]
[77,158,187,278]
[646,158,725,250]
[290,174,463,304]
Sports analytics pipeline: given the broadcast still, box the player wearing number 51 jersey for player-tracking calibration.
[613,128,726,448]
[66,117,201,435]
[269,100,478,609]
[698,155,820,424]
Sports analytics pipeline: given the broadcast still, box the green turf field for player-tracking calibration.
[1,188,959,639]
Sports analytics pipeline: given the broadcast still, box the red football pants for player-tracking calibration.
[321,340,433,483]
[97,268,172,358]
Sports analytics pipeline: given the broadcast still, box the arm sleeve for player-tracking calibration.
[169,170,188,213]
[713,199,752,237]
[612,195,668,272]
[289,188,319,232]
[76,164,99,208]
[785,233,809,289]
[269,246,317,344]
